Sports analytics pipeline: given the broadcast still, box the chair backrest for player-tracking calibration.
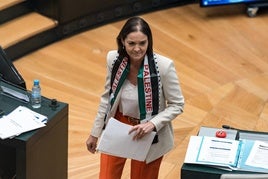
[220,174,268,179]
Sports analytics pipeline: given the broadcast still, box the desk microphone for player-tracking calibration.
[222,125,240,140]
[222,125,239,130]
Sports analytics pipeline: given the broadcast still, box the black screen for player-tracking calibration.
[200,0,266,7]
[0,46,26,89]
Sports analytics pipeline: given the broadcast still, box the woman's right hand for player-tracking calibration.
[86,135,98,154]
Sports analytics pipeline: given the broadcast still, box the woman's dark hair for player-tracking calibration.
[116,16,153,58]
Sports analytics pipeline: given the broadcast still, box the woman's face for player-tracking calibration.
[122,31,148,63]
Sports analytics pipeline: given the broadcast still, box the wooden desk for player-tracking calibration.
[0,81,68,179]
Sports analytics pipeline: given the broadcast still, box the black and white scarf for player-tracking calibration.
[109,54,161,120]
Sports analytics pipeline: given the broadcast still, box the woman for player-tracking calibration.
[86,16,184,179]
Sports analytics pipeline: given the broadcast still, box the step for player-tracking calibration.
[0,0,25,11]
[0,12,58,49]
[0,0,33,25]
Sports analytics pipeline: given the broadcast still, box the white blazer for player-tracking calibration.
[91,50,184,163]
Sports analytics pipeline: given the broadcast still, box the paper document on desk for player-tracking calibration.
[184,136,268,173]
[246,141,268,169]
[97,117,156,161]
[184,136,240,169]
[238,140,268,172]
[0,106,47,139]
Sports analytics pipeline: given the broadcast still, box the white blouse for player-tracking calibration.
[119,80,140,119]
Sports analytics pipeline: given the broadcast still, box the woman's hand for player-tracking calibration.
[129,121,155,140]
[86,135,98,154]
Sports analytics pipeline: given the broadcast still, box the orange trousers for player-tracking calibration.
[99,110,163,179]
[99,154,163,179]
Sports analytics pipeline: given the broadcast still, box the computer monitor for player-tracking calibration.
[0,46,26,89]
[200,0,266,7]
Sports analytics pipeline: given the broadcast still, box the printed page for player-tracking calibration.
[184,136,240,170]
[184,136,268,173]
[245,140,268,170]
[0,106,46,139]
[184,136,202,163]
[97,117,156,161]
[197,136,240,167]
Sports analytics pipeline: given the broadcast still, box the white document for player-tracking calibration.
[197,137,239,166]
[245,140,268,169]
[184,136,240,169]
[0,106,47,139]
[184,136,203,163]
[97,117,156,161]
[184,135,268,173]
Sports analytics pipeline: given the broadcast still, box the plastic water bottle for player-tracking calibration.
[31,79,41,108]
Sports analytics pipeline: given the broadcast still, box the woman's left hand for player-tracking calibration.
[129,121,155,140]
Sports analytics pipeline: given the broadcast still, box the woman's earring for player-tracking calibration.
[122,45,125,49]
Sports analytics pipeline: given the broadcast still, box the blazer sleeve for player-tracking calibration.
[90,50,118,137]
[150,54,185,131]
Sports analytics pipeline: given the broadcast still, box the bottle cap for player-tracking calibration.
[34,79,39,85]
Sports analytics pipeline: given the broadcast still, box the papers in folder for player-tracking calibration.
[184,136,268,173]
[97,117,156,161]
[0,106,47,139]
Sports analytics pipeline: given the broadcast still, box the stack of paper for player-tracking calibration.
[0,106,47,139]
[97,117,156,161]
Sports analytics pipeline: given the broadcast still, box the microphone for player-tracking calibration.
[222,125,238,130]
[222,125,240,140]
